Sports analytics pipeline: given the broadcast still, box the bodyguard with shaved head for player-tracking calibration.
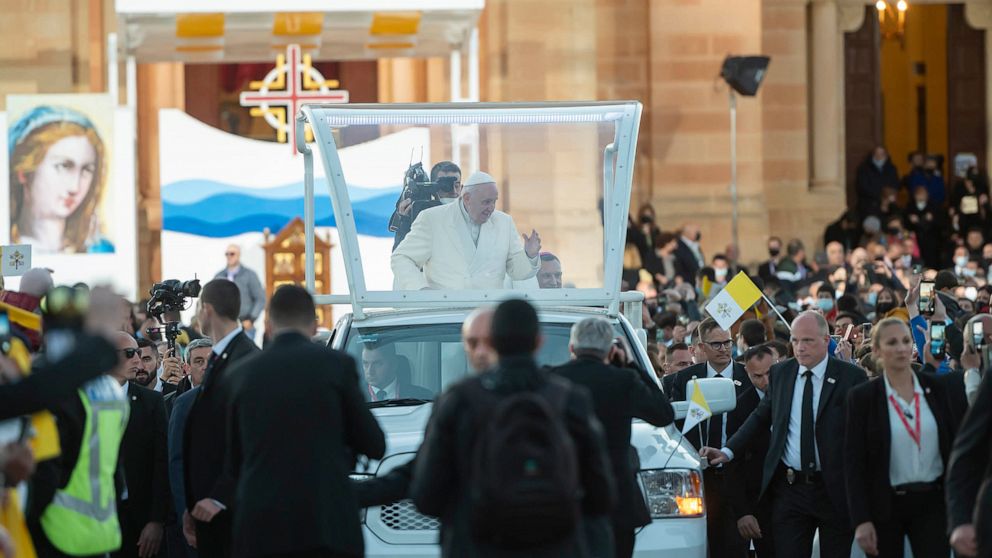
[391,171,543,290]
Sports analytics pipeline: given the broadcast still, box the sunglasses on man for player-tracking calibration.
[119,348,139,359]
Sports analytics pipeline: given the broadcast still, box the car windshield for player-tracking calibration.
[343,320,626,404]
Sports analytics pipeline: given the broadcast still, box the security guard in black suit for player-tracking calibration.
[670,319,753,558]
[701,311,868,558]
[182,280,260,556]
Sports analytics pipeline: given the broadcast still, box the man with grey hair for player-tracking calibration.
[391,170,543,290]
[550,316,674,558]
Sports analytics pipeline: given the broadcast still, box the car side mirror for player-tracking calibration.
[671,377,738,421]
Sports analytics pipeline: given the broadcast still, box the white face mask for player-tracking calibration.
[439,196,459,205]
[714,268,728,279]
[956,256,970,268]
[916,200,928,211]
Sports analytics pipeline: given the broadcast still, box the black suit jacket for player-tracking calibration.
[550,355,674,529]
[844,372,960,528]
[673,239,702,284]
[726,357,868,523]
[118,383,170,535]
[662,373,677,398]
[221,332,386,558]
[183,331,260,511]
[670,361,753,450]
[946,369,992,536]
[727,386,770,520]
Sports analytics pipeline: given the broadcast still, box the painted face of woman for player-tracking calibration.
[24,135,96,220]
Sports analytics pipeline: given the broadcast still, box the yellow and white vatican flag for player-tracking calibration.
[704,271,763,331]
[682,378,713,435]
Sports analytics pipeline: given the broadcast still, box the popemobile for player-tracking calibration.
[296,101,738,557]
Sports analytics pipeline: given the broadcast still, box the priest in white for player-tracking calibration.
[391,171,542,290]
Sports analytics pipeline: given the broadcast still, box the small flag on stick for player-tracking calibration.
[704,271,762,330]
[682,378,713,435]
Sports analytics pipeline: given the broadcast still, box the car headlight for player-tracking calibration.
[638,469,704,518]
[350,473,375,522]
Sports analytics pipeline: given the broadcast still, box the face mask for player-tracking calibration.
[956,256,970,268]
[816,298,835,312]
[887,227,901,235]
[916,200,928,211]
[963,268,977,278]
[874,158,886,169]
[867,291,878,306]
[439,196,458,205]
[900,255,912,267]
[714,268,728,280]
[965,286,979,301]
[875,301,896,314]
[768,247,780,258]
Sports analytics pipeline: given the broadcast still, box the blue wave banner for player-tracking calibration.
[162,179,401,238]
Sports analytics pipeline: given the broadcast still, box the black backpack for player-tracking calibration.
[466,376,581,548]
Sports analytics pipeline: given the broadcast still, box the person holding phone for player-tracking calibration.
[845,318,962,557]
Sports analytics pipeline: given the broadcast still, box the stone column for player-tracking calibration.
[810,0,842,190]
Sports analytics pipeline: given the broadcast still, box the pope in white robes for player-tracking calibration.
[391,171,541,290]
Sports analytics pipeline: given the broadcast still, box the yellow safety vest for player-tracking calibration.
[40,376,129,556]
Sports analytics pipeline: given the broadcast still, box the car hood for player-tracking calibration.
[367,403,702,473]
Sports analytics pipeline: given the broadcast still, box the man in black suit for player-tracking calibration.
[361,343,433,401]
[728,345,776,557]
[757,237,783,283]
[181,280,260,556]
[111,334,170,558]
[550,316,674,558]
[670,318,753,558]
[701,311,868,558]
[947,371,992,558]
[220,285,386,558]
[412,299,615,557]
[674,223,704,284]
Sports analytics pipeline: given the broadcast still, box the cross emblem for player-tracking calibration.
[239,44,349,155]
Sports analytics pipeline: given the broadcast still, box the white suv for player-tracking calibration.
[295,101,736,556]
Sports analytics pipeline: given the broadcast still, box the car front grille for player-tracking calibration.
[379,501,440,531]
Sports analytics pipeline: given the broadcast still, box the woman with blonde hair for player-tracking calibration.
[8,105,114,254]
[844,317,962,556]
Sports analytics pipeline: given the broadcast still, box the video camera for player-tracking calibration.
[147,279,201,355]
[387,160,458,233]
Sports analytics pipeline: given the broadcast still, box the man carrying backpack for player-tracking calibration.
[550,317,675,558]
[412,299,616,557]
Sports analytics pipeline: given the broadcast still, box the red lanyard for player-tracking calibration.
[888,393,921,449]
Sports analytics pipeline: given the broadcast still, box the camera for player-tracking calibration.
[387,161,458,233]
[147,279,201,319]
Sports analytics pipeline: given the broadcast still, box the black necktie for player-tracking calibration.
[376,389,388,401]
[801,369,817,472]
[707,372,725,447]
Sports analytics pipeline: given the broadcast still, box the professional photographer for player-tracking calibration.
[389,161,462,251]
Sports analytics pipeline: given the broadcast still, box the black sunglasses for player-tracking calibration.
[120,348,139,359]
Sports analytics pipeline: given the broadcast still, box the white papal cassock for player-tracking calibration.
[391,200,539,290]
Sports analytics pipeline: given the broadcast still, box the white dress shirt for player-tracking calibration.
[884,373,943,486]
[213,326,244,357]
[459,200,482,246]
[755,387,766,400]
[706,361,734,448]
[369,379,398,401]
[782,355,828,471]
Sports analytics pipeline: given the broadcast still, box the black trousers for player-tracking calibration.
[769,473,852,558]
[704,468,748,558]
[745,500,775,558]
[614,527,635,558]
[193,512,231,558]
[874,488,949,558]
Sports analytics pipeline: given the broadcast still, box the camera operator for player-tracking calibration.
[391,161,462,251]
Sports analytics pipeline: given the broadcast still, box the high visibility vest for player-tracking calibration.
[40,376,129,556]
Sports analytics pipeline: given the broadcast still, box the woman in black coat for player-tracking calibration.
[845,317,962,557]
